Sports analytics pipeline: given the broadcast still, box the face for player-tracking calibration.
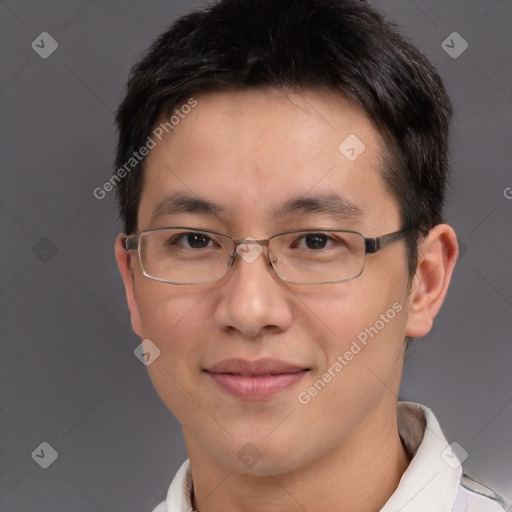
[117,88,416,475]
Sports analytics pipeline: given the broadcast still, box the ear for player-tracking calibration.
[114,234,142,337]
[405,224,459,338]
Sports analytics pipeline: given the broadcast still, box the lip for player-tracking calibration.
[204,358,310,400]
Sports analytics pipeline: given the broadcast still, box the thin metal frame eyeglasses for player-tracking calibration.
[124,226,416,285]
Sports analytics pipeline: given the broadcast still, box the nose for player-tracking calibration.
[212,241,293,338]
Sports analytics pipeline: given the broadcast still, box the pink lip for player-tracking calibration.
[204,358,309,400]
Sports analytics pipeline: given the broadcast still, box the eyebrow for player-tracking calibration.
[150,193,227,224]
[149,191,361,225]
[273,193,361,220]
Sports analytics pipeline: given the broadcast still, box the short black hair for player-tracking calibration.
[114,0,453,278]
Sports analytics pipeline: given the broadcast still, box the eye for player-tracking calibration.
[293,233,336,250]
[168,232,215,249]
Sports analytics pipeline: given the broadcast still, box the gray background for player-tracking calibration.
[0,0,510,510]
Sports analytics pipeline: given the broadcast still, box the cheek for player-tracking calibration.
[296,278,400,345]
[300,278,408,384]
[135,279,211,340]
[134,283,213,413]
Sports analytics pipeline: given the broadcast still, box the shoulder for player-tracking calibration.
[452,474,512,512]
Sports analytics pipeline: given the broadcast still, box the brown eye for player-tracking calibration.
[293,233,337,250]
[169,232,213,249]
[303,233,329,249]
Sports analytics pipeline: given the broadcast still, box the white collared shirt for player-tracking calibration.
[151,401,510,512]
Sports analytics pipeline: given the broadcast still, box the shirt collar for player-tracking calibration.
[164,458,194,512]
[380,401,462,512]
[165,401,461,512]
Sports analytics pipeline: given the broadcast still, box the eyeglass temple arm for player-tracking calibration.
[124,235,138,251]
[364,229,415,254]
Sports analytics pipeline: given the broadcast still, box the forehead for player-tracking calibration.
[138,88,400,233]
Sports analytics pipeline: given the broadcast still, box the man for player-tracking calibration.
[113,1,510,511]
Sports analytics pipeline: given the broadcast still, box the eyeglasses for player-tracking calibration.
[124,226,415,285]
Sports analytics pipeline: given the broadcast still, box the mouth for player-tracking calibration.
[204,358,310,400]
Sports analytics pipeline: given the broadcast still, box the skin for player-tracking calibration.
[115,88,458,512]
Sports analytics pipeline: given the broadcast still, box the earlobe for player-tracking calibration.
[114,234,142,337]
[404,224,459,339]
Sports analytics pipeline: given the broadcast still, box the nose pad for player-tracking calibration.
[228,244,276,269]
[233,239,263,265]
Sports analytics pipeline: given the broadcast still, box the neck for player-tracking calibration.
[185,402,411,512]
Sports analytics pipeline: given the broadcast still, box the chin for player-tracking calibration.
[210,437,313,477]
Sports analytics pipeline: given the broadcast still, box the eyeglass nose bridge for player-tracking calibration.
[227,238,278,269]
